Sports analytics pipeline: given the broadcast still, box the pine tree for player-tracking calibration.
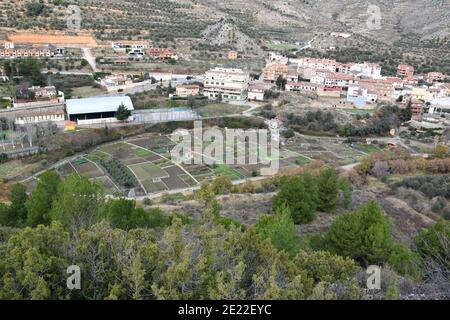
[317,167,339,213]
[116,103,131,121]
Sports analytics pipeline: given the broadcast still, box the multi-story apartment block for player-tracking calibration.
[204,68,250,101]
[397,64,415,79]
[358,79,395,102]
[262,62,288,83]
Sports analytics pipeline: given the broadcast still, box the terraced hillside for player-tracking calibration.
[1,0,448,43]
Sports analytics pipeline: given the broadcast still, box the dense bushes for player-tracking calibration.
[272,168,350,224]
[286,110,338,134]
[100,158,137,188]
[393,175,450,199]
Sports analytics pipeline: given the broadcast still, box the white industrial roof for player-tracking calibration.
[66,96,134,115]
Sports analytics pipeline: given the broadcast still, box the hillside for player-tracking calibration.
[1,0,448,43]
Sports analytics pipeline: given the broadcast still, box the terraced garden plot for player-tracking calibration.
[180,174,198,187]
[98,143,140,160]
[214,164,245,180]
[161,176,189,190]
[86,150,109,162]
[235,166,254,178]
[121,157,148,165]
[135,148,153,157]
[57,162,76,176]
[142,180,168,193]
[164,165,186,176]
[71,161,104,178]
[193,173,215,182]
[143,154,164,162]
[183,164,213,176]
[90,176,120,195]
[129,136,174,150]
[351,144,382,154]
[128,163,169,180]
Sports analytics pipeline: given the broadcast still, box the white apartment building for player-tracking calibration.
[204,68,250,101]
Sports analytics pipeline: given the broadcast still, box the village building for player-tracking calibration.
[268,52,289,65]
[397,64,415,79]
[146,48,178,60]
[357,79,394,102]
[262,62,289,83]
[175,84,201,98]
[100,74,134,92]
[228,50,238,60]
[427,72,446,83]
[248,83,268,101]
[317,86,342,98]
[0,100,66,125]
[203,67,250,101]
[347,85,377,107]
[285,81,321,93]
[113,59,130,65]
[111,41,150,54]
[28,86,57,99]
[297,58,338,73]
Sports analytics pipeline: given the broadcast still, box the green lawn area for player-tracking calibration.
[213,164,244,180]
[195,103,247,118]
[128,162,169,180]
